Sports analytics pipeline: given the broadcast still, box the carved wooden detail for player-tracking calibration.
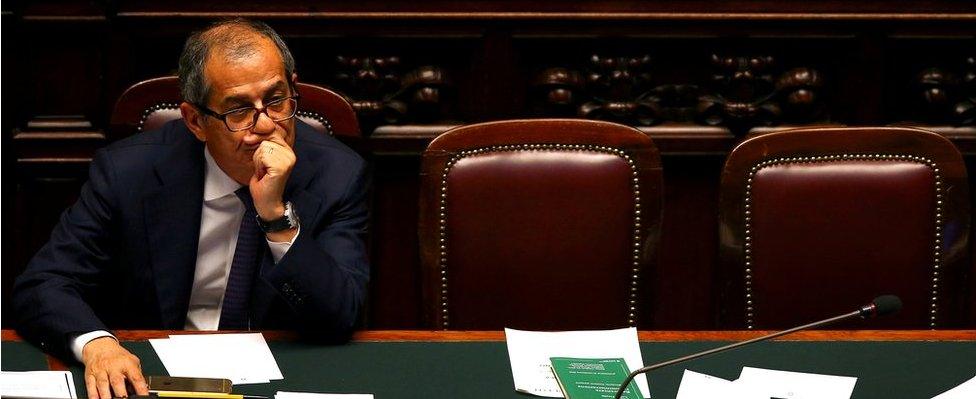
[578,54,657,124]
[332,56,453,132]
[534,55,666,126]
[699,55,825,132]
[915,56,976,126]
[533,67,583,116]
[533,53,825,134]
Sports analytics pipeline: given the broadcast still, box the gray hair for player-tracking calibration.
[178,18,296,105]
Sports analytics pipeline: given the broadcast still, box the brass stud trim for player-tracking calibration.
[742,154,944,329]
[437,143,644,329]
[138,105,335,136]
[296,110,336,136]
[137,102,180,132]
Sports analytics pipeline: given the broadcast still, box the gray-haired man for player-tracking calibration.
[13,18,370,398]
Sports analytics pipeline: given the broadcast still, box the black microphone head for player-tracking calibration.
[871,295,902,317]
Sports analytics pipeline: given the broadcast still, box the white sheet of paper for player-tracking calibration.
[169,333,283,381]
[504,327,649,398]
[0,371,77,399]
[151,337,266,384]
[276,391,374,399]
[149,333,281,384]
[932,374,976,399]
[675,369,747,399]
[736,366,857,399]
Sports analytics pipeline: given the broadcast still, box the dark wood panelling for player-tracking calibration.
[5,2,976,330]
[886,39,975,126]
[7,121,106,327]
[109,0,976,15]
[3,10,19,328]
[15,1,105,18]
[651,154,726,329]
[19,19,107,128]
[367,155,424,328]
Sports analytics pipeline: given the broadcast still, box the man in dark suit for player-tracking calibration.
[12,19,369,399]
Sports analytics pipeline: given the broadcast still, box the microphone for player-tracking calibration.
[613,295,902,399]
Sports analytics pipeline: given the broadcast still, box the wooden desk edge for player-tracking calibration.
[4,329,973,372]
[4,329,974,343]
[353,330,976,342]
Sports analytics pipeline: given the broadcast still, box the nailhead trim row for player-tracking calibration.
[743,154,944,329]
[138,105,335,136]
[296,110,335,136]
[137,103,180,132]
[437,143,644,329]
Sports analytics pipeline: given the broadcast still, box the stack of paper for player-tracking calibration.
[276,391,373,399]
[676,367,857,399]
[504,328,649,398]
[0,371,77,399]
[150,333,283,384]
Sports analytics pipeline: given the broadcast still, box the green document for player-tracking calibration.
[550,357,643,399]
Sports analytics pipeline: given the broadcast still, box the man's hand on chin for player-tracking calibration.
[82,336,149,399]
[250,134,298,242]
[249,135,296,214]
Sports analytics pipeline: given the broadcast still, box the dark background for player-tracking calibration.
[4,0,975,330]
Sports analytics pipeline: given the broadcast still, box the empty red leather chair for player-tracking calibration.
[109,76,360,138]
[718,127,970,329]
[419,119,663,330]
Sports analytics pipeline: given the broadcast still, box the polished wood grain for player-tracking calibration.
[110,12,976,21]
[5,329,974,343]
[354,329,976,342]
[103,1,976,21]
[5,329,972,372]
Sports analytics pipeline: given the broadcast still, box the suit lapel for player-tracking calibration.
[143,133,205,329]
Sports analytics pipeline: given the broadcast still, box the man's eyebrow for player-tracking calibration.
[219,95,252,108]
[217,81,290,108]
[262,81,289,98]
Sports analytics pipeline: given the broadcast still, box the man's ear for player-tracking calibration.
[180,102,208,142]
[291,72,299,87]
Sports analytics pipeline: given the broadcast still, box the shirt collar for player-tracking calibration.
[203,147,244,202]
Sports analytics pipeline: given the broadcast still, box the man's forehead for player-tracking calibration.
[203,38,288,102]
[208,73,288,106]
[212,74,288,97]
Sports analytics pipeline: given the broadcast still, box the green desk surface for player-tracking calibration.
[4,334,976,399]
[1,340,50,371]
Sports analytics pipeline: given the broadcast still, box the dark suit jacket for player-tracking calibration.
[13,120,370,360]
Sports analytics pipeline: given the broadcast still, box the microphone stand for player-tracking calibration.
[613,306,876,399]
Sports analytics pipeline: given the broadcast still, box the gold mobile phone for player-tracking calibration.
[147,376,233,393]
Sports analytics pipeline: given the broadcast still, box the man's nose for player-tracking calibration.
[250,110,277,135]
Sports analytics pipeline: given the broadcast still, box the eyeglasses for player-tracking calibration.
[195,95,301,132]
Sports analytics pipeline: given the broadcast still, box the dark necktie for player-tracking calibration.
[219,187,264,330]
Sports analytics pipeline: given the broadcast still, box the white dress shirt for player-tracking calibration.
[70,147,298,361]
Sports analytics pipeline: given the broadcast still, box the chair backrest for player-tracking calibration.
[718,127,971,329]
[109,76,360,138]
[419,119,663,330]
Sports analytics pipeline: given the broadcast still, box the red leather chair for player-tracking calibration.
[419,119,663,330]
[109,76,360,138]
[718,127,971,329]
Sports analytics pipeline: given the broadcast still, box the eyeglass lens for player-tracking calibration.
[225,98,298,130]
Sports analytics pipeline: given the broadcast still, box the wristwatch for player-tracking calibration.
[257,201,300,233]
